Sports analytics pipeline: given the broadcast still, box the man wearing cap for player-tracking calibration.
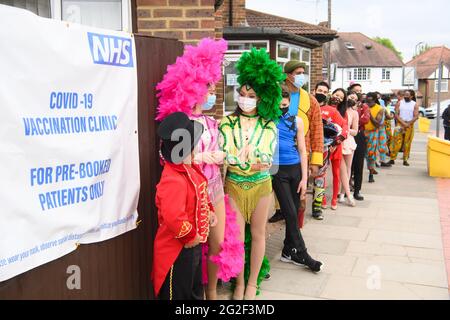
[269,61,324,223]
[151,112,217,300]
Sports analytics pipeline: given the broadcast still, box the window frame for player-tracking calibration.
[382,68,391,81]
[50,0,132,32]
[434,79,449,93]
[276,41,311,91]
[226,40,270,54]
[352,67,371,81]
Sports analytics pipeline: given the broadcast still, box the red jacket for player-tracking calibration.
[320,105,348,160]
[151,162,213,296]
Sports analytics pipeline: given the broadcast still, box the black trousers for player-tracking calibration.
[159,246,204,300]
[445,127,450,141]
[352,130,366,194]
[272,164,307,252]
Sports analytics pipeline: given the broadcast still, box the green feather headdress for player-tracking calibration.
[236,48,286,121]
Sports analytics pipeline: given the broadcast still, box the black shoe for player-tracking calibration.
[403,161,410,166]
[389,160,395,165]
[264,273,271,281]
[375,162,380,168]
[312,209,324,220]
[281,248,322,272]
[369,174,375,183]
[268,210,284,223]
[353,192,364,201]
[380,162,392,168]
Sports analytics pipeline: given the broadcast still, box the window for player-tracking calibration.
[352,68,371,81]
[0,0,50,17]
[347,70,352,81]
[277,43,289,59]
[290,47,300,61]
[227,41,269,52]
[1,0,131,31]
[54,0,131,31]
[345,42,355,50]
[382,68,391,80]
[276,41,312,91]
[435,79,449,93]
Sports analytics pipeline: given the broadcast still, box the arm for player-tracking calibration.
[359,104,370,128]
[369,108,384,128]
[296,117,308,199]
[408,102,419,126]
[156,175,197,244]
[385,108,395,120]
[349,110,359,136]
[308,95,324,166]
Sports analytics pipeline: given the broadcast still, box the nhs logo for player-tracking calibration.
[88,32,134,67]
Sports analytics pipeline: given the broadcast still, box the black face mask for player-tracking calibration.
[404,98,411,102]
[356,93,362,101]
[315,93,327,104]
[281,107,289,115]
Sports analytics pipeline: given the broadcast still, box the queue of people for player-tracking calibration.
[150,38,420,301]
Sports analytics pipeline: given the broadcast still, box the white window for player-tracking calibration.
[52,0,131,32]
[353,68,371,81]
[276,41,311,91]
[1,0,132,32]
[435,79,449,93]
[0,0,51,17]
[227,41,270,53]
[382,68,391,80]
[347,70,352,81]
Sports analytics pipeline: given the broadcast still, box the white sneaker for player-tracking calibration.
[338,194,345,204]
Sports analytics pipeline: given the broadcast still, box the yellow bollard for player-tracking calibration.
[418,117,431,133]
[427,136,450,178]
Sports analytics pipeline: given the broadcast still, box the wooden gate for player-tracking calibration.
[0,35,184,299]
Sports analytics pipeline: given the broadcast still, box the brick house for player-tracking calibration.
[2,0,336,117]
[406,46,450,108]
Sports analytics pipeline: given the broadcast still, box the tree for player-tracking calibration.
[414,43,432,58]
[373,37,403,61]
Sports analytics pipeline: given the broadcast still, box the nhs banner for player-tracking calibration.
[0,5,140,281]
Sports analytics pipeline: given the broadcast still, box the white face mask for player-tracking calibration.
[238,96,257,113]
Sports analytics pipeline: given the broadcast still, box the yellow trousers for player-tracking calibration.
[390,126,414,161]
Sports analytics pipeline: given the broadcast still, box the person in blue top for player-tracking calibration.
[271,85,322,272]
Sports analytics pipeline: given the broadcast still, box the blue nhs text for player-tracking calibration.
[88,32,133,67]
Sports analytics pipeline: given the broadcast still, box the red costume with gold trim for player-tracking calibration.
[151,162,213,297]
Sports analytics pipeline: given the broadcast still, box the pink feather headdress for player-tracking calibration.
[155,38,228,121]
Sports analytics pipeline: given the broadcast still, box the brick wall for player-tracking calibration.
[310,46,324,90]
[136,0,226,118]
[428,80,450,106]
[136,0,217,44]
[221,0,246,27]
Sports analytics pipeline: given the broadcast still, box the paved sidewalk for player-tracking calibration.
[256,129,450,300]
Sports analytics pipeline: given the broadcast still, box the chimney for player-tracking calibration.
[221,0,247,27]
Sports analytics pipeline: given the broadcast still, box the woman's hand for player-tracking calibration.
[194,152,216,165]
[297,179,307,200]
[212,151,226,165]
[184,234,202,248]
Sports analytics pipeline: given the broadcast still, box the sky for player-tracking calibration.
[246,0,450,62]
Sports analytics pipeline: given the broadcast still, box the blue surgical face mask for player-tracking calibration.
[202,94,216,110]
[293,74,305,88]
